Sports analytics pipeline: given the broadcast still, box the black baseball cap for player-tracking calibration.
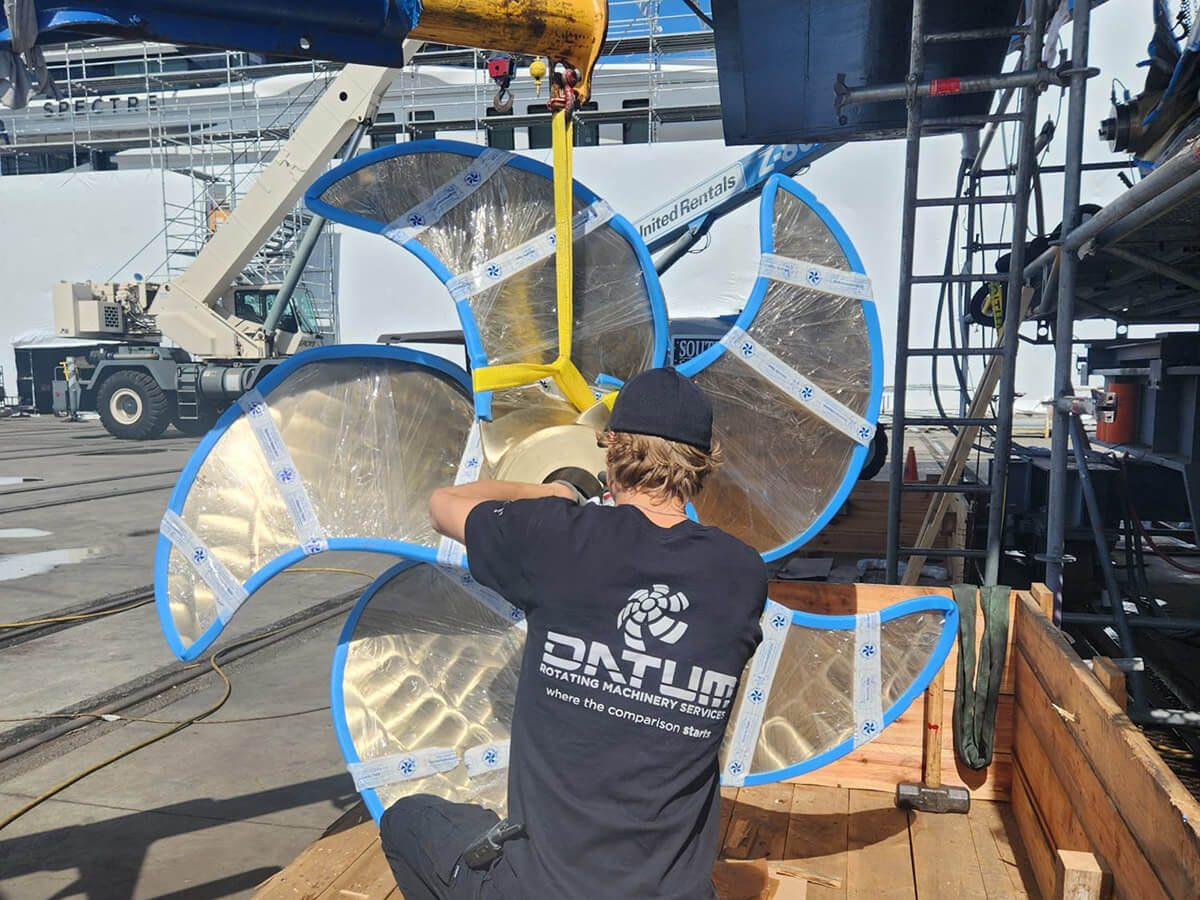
[606,367,713,452]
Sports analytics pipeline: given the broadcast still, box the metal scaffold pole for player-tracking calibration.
[1044,0,1093,619]
[885,0,926,585]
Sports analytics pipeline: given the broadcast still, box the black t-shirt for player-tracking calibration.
[465,498,767,900]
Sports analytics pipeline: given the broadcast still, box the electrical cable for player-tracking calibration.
[1120,455,1200,575]
[0,597,153,629]
[0,705,330,727]
[0,633,239,832]
[0,566,373,832]
[0,568,371,630]
[931,158,978,432]
[283,566,376,578]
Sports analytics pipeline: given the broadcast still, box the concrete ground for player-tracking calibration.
[0,416,396,899]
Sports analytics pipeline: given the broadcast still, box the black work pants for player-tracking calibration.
[379,794,512,900]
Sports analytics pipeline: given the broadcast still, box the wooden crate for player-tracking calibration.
[800,479,967,558]
[1009,586,1200,899]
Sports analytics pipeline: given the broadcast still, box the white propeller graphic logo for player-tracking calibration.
[617,585,689,651]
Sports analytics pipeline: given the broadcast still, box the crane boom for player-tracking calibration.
[155,61,405,358]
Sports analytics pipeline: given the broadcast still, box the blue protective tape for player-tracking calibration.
[329,559,421,824]
[737,594,959,786]
[679,174,881,562]
[154,344,472,661]
[306,140,671,417]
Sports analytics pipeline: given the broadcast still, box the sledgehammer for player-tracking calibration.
[894,668,970,814]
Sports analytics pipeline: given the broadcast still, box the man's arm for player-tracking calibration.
[428,480,575,544]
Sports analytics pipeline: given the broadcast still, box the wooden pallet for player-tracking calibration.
[251,785,1036,900]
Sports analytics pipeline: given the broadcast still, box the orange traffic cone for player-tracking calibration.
[903,446,919,482]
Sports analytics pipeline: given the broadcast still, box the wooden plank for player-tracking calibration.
[713,858,773,900]
[784,785,849,900]
[1090,657,1126,710]
[1010,723,1091,854]
[1028,584,1054,619]
[768,583,954,618]
[1055,850,1111,900]
[315,841,395,900]
[907,806,988,899]
[845,789,915,900]
[795,741,1013,802]
[253,820,379,899]
[966,800,1034,899]
[722,783,795,860]
[1009,764,1057,900]
[1012,656,1169,900]
[1013,595,1200,898]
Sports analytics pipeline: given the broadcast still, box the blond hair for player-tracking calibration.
[598,430,723,504]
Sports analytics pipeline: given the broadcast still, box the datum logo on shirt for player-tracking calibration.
[617,584,689,651]
[539,585,738,729]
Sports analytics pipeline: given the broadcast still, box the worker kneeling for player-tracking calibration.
[380,368,768,899]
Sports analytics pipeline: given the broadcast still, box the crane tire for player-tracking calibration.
[97,370,171,440]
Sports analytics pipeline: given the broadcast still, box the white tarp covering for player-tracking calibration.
[0,169,193,397]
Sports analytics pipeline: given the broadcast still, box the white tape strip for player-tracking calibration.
[238,390,328,554]
[434,564,527,631]
[160,509,248,625]
[759,253,874,301]
[852,611,883,748]
[437,421,483,567]
[464,740,511,777]
[347,747,460,792]
[720,326,875,446]
[445,200,614,302]
[722,599,791,786]
[383,148,510,244]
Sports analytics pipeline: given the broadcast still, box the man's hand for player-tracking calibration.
[429,480,576,544]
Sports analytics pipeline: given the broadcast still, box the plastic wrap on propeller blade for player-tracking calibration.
[679,174,883,560]
[154,346,474,660]
[305,141,669,419]
[332,561,524,820]
[718,597,957,786]
[331,562,956,819]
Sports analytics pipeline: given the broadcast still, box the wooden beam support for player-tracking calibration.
[1029,583,1054,619]
[1090,657,1126,710]
[1054,849,1111,900]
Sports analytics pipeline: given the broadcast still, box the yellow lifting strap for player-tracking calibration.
[472,106,597,412]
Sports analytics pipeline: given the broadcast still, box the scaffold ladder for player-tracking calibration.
[844,0,1052,587]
